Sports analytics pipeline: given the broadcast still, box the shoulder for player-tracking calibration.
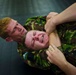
[24,16,46,31]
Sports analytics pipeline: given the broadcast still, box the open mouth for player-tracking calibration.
[39,34,44,43]
[41,34,44,43]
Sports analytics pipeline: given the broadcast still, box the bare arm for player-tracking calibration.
[45,3,76,34]
[59,61,76,75]
[46,44,76,75]
[49,30,61,47]
[54,3,76,25]
[46,12,61,47]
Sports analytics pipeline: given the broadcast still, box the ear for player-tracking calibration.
[5,37,13,42]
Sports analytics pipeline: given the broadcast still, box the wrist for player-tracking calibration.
[51,15,60,26]
[52,14,64,26]
[58,60,68,70]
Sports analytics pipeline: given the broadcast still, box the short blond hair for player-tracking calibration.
[0,17,11,39]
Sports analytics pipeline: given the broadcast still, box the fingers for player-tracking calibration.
[51,44,58,50]
[45,19,53,34]
[47,12,58,18]
[48,44,58,51]
[48,12,58,15]
[46,50,53,63]
[46,44,56,57]
[47,56,52,63]
[46,44,67,66]
[46,12,58,21]
[46,44,59,57]
[45,19,50,29]
[45,12,58,34]
[47,12,58,17]
[46,44,59,64]
[44,19,56,34]
[49,45,55,51]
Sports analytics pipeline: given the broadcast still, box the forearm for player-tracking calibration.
[54,3,76,25]
[49,30,61,47]
[58,61,76,75]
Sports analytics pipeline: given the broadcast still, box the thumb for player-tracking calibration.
[46,27,54,33]
[44,23,47,30]
[46,30,51,35]
[44,24,51,34]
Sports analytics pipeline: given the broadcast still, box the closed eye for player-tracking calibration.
[33,31,36,36]
[12,23,18,34]
[12,27,16,33]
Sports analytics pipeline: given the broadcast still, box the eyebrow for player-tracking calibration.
[11,21,18,34]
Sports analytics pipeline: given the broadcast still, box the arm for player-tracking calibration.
[60,61,76,75]
[45,3,76,34]
[54,3,76,25]
[46,44,76,75]
[49,30,61,47]
[47,13,61,47]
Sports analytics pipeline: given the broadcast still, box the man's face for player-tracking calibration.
[6,19,27,42]
[25,30,49,50]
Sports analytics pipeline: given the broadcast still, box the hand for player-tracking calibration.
[46,12,58,21]
[45,12,58,34]
[46,44,67,67]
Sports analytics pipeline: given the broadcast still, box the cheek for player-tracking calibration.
[14,31,21,36]
[11,33,20,39]
[20,25,24,29]
[25,37,31,48]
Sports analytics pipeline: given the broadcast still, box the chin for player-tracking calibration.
[33,47,43,50]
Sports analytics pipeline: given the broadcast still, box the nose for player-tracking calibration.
[17,27,22,32]
[33,36,39,41]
